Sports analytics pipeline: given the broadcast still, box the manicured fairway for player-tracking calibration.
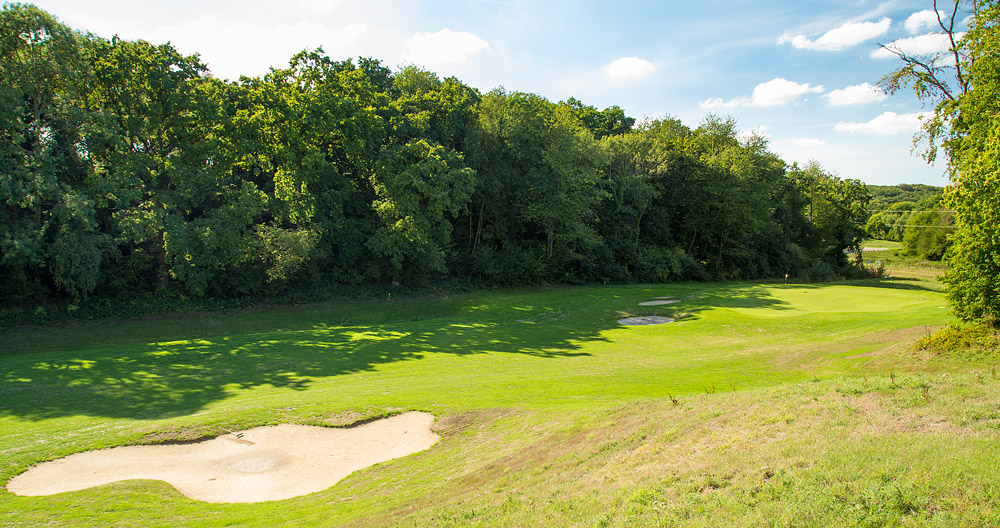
[2,281,997,527]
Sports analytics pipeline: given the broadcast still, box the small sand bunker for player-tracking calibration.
[638,300,680,306]
[618,316,675,326]
[7,411,438,503]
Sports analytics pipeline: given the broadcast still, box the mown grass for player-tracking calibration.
[1,279,996,527]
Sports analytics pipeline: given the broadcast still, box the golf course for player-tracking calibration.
[3,275,998,526]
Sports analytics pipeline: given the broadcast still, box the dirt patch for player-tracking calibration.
[7,412,438,503]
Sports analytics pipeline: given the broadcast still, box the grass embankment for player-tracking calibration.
[1,278,997,526]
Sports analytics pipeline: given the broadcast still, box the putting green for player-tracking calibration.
[706,285,938,317]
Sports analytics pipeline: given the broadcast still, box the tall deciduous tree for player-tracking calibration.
[941,1,1000,320]
[880,0,1000,321]
[0,4,115,301]
[84,37,264,295]
[367,138,475,282]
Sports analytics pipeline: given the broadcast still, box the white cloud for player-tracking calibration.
[870,32,962,58]
[834,112,923,134]
[736,125,771,144]
[905,10,944,34]
[603,57,655,79]
[751,78,824,106]
[699,97,740,109]
[138,17,372,79]
[824,83,887,106]
[778,17,891,51]
[403,28,489,66]
[702,78,824,108]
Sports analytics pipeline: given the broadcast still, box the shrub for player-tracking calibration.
[916,320,999,356]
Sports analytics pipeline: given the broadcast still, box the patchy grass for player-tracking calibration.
[861,239,948,288]
[1,281,996,526]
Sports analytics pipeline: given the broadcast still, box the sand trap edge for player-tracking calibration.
[618,316,675,326]
[6,411,439,504]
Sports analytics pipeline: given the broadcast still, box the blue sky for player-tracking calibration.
[31,0,961,186]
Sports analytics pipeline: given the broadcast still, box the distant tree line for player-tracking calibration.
[865,184,952,261]
[0,4,874,309]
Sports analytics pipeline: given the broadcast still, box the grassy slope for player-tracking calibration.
[1,279,996,527]
[862,239,949,283]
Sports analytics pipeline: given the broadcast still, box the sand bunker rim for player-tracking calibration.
[7,411,439,503]
[618,316,675,326]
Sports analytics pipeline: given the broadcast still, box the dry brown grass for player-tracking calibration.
[366,372,999,526]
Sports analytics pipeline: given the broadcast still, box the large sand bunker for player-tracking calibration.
[7,411,438,503]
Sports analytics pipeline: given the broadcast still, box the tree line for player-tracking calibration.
[1,4,873,309]
[865,184,952,261]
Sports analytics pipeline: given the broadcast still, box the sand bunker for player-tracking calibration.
[638,300,680,306]
[7,411,438,503]
[618,316,675,326]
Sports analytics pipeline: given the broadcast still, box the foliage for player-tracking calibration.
[941,0,1000,321]
[368,138,475,282]
[0,4,877,312]
[878,1,1000,321]
[864,185,950,264]
[867,183,944,211]
[901,209,953,260]
[916,320,999,354]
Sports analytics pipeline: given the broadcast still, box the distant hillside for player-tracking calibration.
[868,184,945,211]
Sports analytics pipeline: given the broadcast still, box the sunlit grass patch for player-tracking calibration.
[3,281,996,526]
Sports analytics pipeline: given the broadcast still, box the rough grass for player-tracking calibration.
[1,280,996,526]
[861,239,948,285]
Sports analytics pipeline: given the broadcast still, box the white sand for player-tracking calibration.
[638,300,680,306]
[618,316,675,326]
[6,411,438,503]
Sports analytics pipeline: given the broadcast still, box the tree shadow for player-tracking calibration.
[0,281,925,421]
[622,283,800,321]
[0,303,605,420]
[862,276,943,293]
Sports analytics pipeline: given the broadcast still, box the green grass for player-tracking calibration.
[1,279,997,527]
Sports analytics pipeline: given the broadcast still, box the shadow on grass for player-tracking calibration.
[842,276,942,293]
[649,283,803,320]
[0,309,606,420]
[0,282,864,421]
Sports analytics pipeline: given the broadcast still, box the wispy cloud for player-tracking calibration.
[824,83,886,106]
[905,10,944,34]
[835,112,923,134]
[870,32,961,58]
[778,17,891,51]
[701,77,824,108]
[603,57,655,79]
[403,28,489,66]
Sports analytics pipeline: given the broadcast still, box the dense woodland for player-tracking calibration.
[1,4,880,312]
